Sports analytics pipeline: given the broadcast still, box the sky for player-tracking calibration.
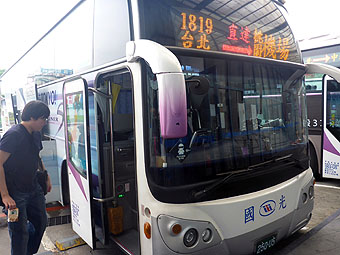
[0,0,79,70]
[285,0,340,41]
[0,0,339,70]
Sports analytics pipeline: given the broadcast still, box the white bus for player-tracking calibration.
[303,39,340,179]
[2,0,340,254]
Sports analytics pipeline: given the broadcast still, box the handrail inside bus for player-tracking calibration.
[88,87,111,99]
[93,196,115,203]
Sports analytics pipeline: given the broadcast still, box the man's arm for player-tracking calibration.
[0,150,16,210]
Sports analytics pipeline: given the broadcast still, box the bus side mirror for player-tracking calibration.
[157,73,187,138]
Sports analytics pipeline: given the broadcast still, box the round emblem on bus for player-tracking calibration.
[259,200,276,217]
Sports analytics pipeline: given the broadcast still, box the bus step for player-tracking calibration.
[46,203,71,227]
[112,229,140,255]
[47,215,71,227]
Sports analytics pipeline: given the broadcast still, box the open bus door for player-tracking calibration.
[92,68,139,253]
[63,78,96,249]
[306,64,340,179]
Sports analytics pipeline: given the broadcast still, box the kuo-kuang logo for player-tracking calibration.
[259,200,276,217]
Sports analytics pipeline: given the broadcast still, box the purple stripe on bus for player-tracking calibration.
[68,161,88,201]
[323,133,340,156]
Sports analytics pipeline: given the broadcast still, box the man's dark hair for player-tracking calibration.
[21,100,50,121]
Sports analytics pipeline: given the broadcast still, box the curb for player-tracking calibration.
[55,235,85,251]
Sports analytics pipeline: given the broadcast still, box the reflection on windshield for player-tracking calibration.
[146,56,308,191]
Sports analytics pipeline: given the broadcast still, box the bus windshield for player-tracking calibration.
[145,54,309,203]
[140,0,302,63]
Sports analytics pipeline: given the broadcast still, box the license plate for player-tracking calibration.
[254,233,277,255]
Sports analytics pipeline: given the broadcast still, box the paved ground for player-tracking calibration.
[307,182,340,229]
[270,180,340,254]
[0,210,124,255]
[43,224,124,254]
[0,220,124,255]
[1,179,340,254]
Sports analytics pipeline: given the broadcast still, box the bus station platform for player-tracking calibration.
[2,202,340,254]
[38,206,340,254]
[39,205,340,254]
[0,204,124,255]
[46,205,340,255]
[273,207,340,255]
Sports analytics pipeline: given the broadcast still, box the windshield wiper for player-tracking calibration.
[192,154,296,201]
[249,154,294,169]
[192,168,253,201]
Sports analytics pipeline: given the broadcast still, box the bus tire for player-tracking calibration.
[61,160,70,206]
[310,143,321,180]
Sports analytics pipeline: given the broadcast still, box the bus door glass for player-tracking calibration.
[323,76,340,179]
[95,69,139,252]
[63,78,95,248]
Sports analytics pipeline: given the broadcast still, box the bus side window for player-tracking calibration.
[187,76,211,132]
[112,76,133,141]
[108,73,135,180]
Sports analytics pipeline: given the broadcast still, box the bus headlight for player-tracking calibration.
[157,215,221,253]
[202,228,212,242]
[183,228,198,247]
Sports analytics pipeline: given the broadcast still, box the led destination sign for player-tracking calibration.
[180,12,290,61]
[180,13,213,50]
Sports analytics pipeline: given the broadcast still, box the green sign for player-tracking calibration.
[304,52,340,66]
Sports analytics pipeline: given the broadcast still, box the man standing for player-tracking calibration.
[0,100,51,255]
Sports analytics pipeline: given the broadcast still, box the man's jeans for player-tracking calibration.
[5,185,47,255]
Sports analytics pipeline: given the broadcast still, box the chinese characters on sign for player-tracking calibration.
[72,201,81,227]
[181,12,213,50]
[305,52,340,65]
[253,28,290,60]
[224,24,290,61]
[227,23,251,43]
[279,195,286,209]
[179,15,291,61]
[244,195,287,224]
[245,206,255,224]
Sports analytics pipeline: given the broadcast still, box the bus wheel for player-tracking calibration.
[310,145,321,180]
[61,160,70,206]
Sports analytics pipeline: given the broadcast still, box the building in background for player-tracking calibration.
[301,34,340,90]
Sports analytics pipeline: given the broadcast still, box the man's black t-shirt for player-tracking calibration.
[0,124,42,193]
